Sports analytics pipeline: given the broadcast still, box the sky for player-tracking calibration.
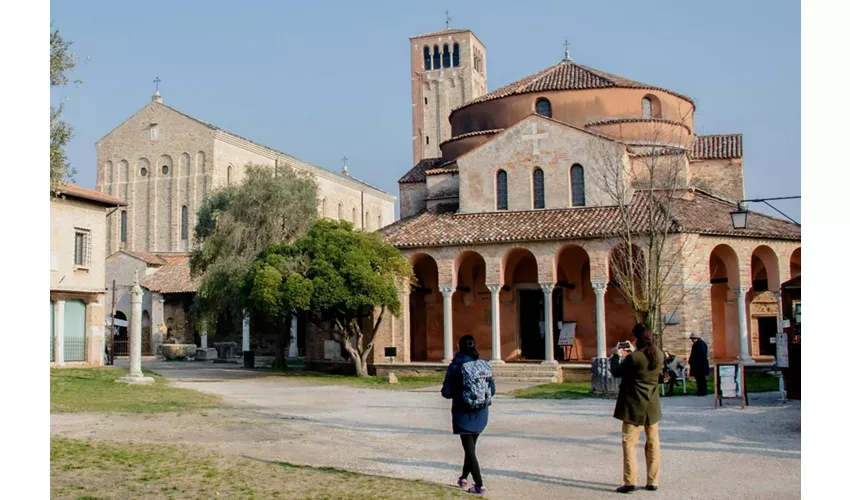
[50,0,801,222]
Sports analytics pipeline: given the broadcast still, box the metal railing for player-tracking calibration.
[111,340,163,357]
[64,338,87,362]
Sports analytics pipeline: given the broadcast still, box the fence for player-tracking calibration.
[112,339,163,358]
[64,338,87,362]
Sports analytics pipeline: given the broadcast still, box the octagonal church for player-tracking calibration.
[360,28,800,375]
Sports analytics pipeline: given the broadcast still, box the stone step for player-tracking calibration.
[491,365,560,372]
[494,376,559,384]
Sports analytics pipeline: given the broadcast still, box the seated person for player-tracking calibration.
[663,350,687,393]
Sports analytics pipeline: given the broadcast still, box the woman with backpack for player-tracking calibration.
[441,334,496,495]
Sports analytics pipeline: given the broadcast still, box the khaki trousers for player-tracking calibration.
[621,422,660,486]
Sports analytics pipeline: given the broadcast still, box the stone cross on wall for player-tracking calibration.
[522,122,549,155]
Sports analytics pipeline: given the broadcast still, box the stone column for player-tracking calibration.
[486,284,503,363]
[400,288,411,363]
[242,309,251,353]
[591,280,608,359]
[541,283,557,365]
[773,291,784,334]
[53,300,65,365]
[736,287,751,361]
[439,286,454,363]
[117,270,153,384]
[288,313,299,358]
[200,324,208,348]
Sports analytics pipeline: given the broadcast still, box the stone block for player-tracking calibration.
[194,347,217,361]
[386,372,399,384]
[159,344,197,360]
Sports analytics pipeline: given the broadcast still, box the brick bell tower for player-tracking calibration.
[409,23,488,165]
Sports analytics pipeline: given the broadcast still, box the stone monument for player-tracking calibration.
[116,270,155,385]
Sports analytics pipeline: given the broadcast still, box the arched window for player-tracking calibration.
[571,164,586,207]
[496,170,508,210]
[641,97,652,118]
[424,46,432,71]
[322,198,327,217]
[227,165,232,186]
[452,42,460,66]
[433,45,441,69]
[533,168,545,209]
[181,205,189,240]
[535,98,552,118]
[338,202,343,220]
[352,207,357,225]
[442,44,451,69]
[120,210,127,243]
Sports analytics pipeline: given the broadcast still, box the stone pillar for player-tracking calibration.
[242,309,251,353]
[53,300,65,365]
[439,286,454,363]
[541,283,556,365]
[117,270,154,384]
[200,325,208,349]
[486,284,503,364]
[151,292,165,346]
[773,291,784,334]
[736,287,751,361]
[400,288,411,363]
[288,313,299,358]
[591,280,608,359]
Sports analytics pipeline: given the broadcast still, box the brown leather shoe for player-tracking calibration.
[617,485,638,493]
[645,485,658,491]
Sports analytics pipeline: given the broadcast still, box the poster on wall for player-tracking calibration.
[558,321,576,346]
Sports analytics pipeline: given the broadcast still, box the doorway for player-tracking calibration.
[757,316,777,358]
[518,289,544,360]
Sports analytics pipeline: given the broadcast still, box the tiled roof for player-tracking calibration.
[399,157,442,184]
[453,60,694,114]
[440,128,504,147]
[586,117,692,135]
[379,189,799,248]
[140,254,198,294]
[122,251,167,266]
[690,134,743,159]
[54,184,126,207]
[425,161,458,176]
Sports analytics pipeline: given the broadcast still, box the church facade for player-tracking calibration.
[364,28,801,372]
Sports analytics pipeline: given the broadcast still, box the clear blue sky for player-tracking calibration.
[51,0,801,221]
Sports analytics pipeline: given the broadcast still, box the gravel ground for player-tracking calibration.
[51,361,800,499]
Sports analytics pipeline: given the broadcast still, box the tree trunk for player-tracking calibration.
[274,314,292,369]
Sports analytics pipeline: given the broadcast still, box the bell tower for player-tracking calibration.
[409,27,487,165]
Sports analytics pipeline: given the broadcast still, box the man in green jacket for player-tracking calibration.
[611,323,665,493]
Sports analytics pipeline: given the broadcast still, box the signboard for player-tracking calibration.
[775,333,789,368]
[714,362,747,409]
[558,321,576,347]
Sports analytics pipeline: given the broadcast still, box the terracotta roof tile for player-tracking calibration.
[690,134,743,159]
[586,117,692,134]
[399,157,443,184]
[379,190,799,248]
[453,61,694,115]
[55,184,126,207]
[440,129,503,147]
[123,251,167,266]
[140,254,197,294]
[425,160,458,176]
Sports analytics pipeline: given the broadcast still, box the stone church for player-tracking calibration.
[96,90,396,350]
[361,27,801,378]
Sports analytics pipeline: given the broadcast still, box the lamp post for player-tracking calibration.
[729,196,801,229]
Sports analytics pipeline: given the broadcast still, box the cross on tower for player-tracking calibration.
[153,76,161,91]
[563,39,571,62]
[445,10,451,29]
[341,156,348,167]
[522,122,549,155]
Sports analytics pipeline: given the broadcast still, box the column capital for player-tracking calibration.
[734,286,748,296]
[540,283,555,294]
[591,280,607,293]
[486,284,501,294]
[438,285,455,295]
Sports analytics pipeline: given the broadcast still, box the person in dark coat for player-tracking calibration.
[611,323,665,493]
[688,333,710,396]
[441,335,496,495]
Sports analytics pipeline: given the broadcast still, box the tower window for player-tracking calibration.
[641,98,652,118]
[535,98,552,118]
[426,136,430,145]
[181,205,189,240]
[150,124,158,141]
[161,165,169,175]
[433,45,441,69]
[227,165,232,186]
[496,170,508,210]
[571,164,586,207]
[425,97,428,105]
[120,210,127,243]
[442,44,450,69]
[140,167,148,177]
[452,42,460,66]
[424,46,432,71]
[533,168,545,209]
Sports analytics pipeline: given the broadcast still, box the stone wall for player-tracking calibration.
[690,158,745,202]
[400,182,427,218]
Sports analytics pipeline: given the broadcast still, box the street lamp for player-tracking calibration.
[729,196,801,229]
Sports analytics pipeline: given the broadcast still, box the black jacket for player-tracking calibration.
[688,338,710,377]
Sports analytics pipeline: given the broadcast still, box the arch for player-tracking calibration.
[196,151,206,176]
[423,46,432,70]
[365,211,371,230]
[181,205,189,240]
[114,311,128,339]
[179,152,191,177]
[502,248,538,287]
[433,45,441,69]
[452,42,460,66]
[535,98,552,118]
[105,160,114,185]
[751,245,780,292]
[158,154,173,176]
[496,170,508,210]
[532,168,545,209]
[641,98,652,118]
[351,207,357,225]
[338,202,343,220]
[119,160,129,183]
[502,248,544,360]
[424,81,431,92]
[641,94,662,118]
[555,244,596,359]
[570,164,586,206]
[790,247,801,278]
[120,210,128,243]
[454,251,487,289]
[442,44,451,68]
[138,157,150,178]
[709,244,741,359]
[227,165,233,186]
[410,253,440,361]
[321,197,327,217]
[64,299,87,362]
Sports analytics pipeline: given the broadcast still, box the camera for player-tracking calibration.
[617,341,633,350]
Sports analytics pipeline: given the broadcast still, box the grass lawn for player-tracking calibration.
[510,374,780,400]
[51,368,220,413]
[51,438,464,500]
[263,370,445,391]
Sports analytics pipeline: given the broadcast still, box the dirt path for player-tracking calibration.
[52,364,801,500]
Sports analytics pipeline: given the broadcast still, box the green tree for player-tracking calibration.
[50,24,80,193]
[294,219,414,377]
[190,164,319,347]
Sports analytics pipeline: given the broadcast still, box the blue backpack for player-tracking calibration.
[460,359,493,410]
